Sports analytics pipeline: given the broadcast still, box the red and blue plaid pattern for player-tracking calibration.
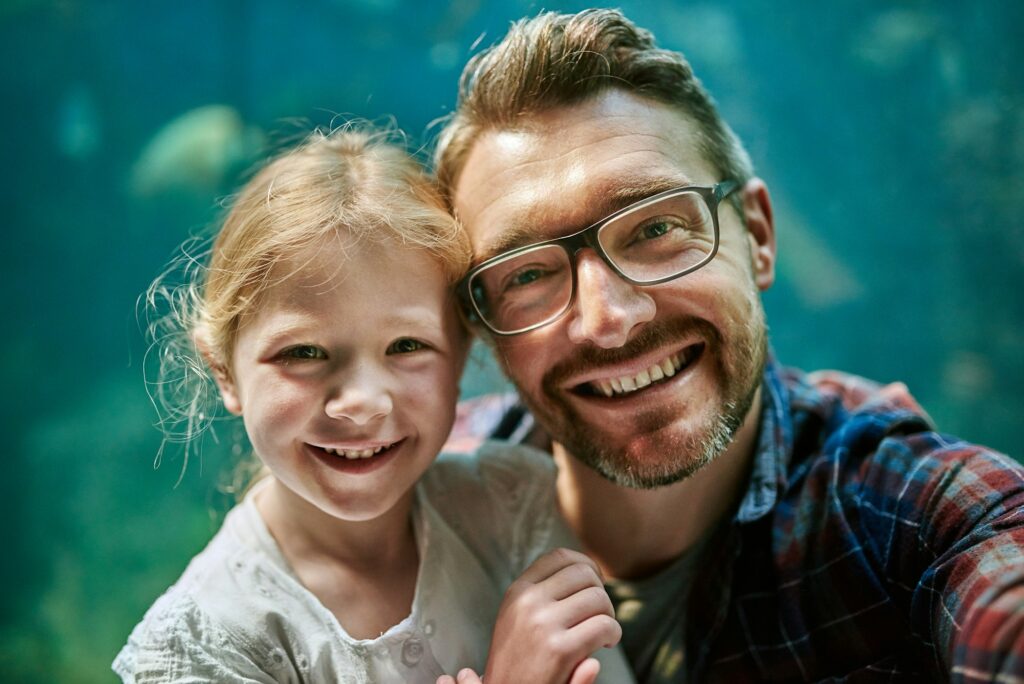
[449,360,1024,682]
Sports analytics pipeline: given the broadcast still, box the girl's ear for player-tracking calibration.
[194,328,243,416]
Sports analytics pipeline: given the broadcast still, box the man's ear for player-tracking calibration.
[740,177,777,291]
[194,328,242,416]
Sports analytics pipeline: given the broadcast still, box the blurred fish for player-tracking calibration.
[130,105,263,198]
[56,83,100,160]
[854,9,938,70]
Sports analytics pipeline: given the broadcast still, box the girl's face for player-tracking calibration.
[216,236,466,522]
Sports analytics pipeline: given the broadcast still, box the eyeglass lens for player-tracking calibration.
[469,189,717,334]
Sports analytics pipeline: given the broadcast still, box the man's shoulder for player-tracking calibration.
[776,364,1023,521]
[778,365,938,466]
[781,365,930,422]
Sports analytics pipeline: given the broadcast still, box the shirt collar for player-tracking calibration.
[734,355,793,524]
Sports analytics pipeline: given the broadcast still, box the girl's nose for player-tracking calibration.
[324,370,393,426]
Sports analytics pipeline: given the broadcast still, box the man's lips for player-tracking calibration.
[567,342,706,398]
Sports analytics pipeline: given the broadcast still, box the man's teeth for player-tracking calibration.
[323,445,388,460]
[595,352,685,397]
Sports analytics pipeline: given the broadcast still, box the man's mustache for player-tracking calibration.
[542,316,721,391]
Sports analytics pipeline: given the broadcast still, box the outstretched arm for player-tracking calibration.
[859,435,1024,680]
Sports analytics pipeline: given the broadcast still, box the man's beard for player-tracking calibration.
[503,305,768,489]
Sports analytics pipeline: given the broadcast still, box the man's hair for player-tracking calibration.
[434,8,753,201]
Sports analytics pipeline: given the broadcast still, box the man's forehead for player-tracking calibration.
[466,172,701,260]
[452,90,717,261]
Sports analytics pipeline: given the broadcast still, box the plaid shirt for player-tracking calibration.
[448,360,1024,682]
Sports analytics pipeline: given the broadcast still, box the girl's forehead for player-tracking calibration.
[258,236,450,314]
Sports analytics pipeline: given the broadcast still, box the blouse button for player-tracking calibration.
[401,636,424,667]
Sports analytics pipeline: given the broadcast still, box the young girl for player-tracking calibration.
[114,127,628,683]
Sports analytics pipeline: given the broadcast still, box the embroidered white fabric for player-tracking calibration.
[113,443,633,683]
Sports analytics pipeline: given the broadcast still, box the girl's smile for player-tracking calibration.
[213,235,467,525]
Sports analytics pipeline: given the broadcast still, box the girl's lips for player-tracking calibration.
[305,439,405,473]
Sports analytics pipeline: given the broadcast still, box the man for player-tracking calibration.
[436,9,1024,683]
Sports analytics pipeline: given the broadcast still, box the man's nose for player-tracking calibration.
[324,367,393,425]
[566,249,655,348]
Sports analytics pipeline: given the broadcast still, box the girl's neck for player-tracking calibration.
[255,477,421,640]
[255,477,417,568]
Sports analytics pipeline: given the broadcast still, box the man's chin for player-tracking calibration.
[556,406,743,489]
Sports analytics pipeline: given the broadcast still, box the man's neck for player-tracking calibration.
[555,389,763,581]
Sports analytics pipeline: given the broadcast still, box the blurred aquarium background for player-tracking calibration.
[2,0,1022,680]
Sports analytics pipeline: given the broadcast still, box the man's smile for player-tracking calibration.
[569,342,707,398]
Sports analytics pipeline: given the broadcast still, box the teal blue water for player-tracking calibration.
[3,1,1021,680]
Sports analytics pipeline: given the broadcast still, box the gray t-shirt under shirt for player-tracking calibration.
[606,530,716,684]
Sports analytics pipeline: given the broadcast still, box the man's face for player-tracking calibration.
[452,90,777,487]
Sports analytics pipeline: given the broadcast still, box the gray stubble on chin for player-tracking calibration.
[532,317,766,490]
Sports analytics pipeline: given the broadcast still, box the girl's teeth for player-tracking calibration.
[324,444,391,459]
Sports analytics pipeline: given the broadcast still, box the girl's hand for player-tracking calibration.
[481,548,621,684]
[437,657,602,684]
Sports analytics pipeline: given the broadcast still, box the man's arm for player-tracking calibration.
[858,432,1024,680]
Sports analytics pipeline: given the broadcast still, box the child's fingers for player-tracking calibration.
[567,657,601,684]
[436,669,484,684]
[541,561,605,602]
[567,612,623,651]
[516,548,602,585]
[556,584,616,628]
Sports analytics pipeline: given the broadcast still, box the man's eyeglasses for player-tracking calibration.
[460,180,741,336]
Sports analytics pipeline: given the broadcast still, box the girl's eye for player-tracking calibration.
[387,338,426,355]
[280,345,326,361]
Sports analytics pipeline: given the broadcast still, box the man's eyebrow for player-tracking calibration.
[602,176,692,211]
[476,175,694,263]
[475,224,540,263]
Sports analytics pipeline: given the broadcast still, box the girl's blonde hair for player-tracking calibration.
[144,125,470,479]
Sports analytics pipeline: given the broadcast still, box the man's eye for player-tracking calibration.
[280,345,326,361]
[639,221,675,240]
[512,268,544,286]
[387,338,426,354]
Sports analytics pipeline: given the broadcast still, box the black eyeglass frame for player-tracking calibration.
[459,179,741,337]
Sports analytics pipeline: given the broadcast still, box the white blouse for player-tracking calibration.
[113,443,633,683]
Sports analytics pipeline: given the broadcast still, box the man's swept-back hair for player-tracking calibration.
[434,8,753,200]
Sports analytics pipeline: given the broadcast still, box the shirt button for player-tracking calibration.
[401,636,424,667]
